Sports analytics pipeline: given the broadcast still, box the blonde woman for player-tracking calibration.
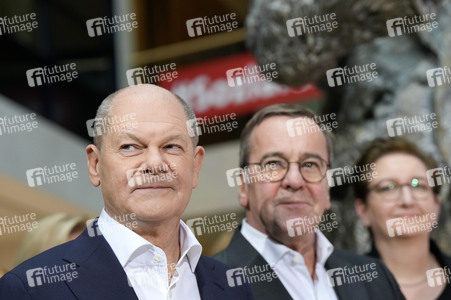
[15,213,89,266]
[354,138,451,300]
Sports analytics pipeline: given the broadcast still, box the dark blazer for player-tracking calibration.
[0,229,253,300]
[368,240,451,300]
[214,229,405,300]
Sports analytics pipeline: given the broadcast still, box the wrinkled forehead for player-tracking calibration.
[249,116,328,159]
[110,87,187,123]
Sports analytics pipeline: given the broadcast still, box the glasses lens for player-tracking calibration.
[410,178,431,198]
[374,182,398,200]
[259,157,287,181]
[373,179,432,200]
[300,158,327,182]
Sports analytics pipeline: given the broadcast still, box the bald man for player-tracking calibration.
[0,84,253,300]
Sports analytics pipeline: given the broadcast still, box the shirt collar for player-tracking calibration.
[241,218,334,266]
[98,209,202,272]
[179,219,203,272]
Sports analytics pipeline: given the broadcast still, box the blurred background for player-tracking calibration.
[1,0,449,271]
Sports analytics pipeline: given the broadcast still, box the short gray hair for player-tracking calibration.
[239,104,334,167]
[92,90,199,148]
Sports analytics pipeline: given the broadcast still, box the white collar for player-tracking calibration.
[240,218,334,266]
[98,208,202,272]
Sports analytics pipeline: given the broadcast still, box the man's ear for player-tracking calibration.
[86,144,101,187]
[355,198,370,227]
[192,146,205,189]
[238,172,249,208]
[325,183,331,210]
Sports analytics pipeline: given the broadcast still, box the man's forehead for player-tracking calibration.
[250,115,328,157]
[110,89,185,120]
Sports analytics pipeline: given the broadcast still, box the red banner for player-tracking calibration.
[159,52,322,118]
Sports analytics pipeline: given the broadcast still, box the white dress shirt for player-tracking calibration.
[241,219,338,300]
[98,209,202,300]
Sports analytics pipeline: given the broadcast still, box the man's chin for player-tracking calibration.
[278,206,315,220]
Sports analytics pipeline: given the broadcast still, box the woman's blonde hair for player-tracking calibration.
[15,213,90,266]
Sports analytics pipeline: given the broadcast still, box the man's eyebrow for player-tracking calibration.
[258,152,285,161]
[301,153,328,162]
[115,132,139,140]
[114,132,188,144]
[258,152,327,162]
[165,134,186,141]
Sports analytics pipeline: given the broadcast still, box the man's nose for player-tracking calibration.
[282,163,306,190]
[143,149,169,173]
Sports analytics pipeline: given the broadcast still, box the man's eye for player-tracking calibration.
[121,144,137,151]
[165,144,182,150]
[264,160,284,168]
[302,161,320,170]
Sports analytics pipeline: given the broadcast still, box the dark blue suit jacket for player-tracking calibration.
[214,229,405,300]
[0,229,253,299]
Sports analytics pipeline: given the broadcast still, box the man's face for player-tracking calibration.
[239,116,330,240]
[86,86,204,224]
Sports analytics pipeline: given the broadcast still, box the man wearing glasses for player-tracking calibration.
[214,104,405,300]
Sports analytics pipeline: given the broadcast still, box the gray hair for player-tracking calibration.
[239,104,334,167]
[93,89,199,148]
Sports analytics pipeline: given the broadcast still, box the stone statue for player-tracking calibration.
[246,0,451,252]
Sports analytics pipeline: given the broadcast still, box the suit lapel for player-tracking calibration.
[227,231,292,299]
[195,255,229,300]
[325,250,367,300]
[62,230,139,300]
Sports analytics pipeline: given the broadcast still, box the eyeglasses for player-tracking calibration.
[368,178,433,201]
[246,155,330,183]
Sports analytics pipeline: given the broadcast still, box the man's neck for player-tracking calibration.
[135,221,181,283]
[105,209,182,280]
[281,233,318,279]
